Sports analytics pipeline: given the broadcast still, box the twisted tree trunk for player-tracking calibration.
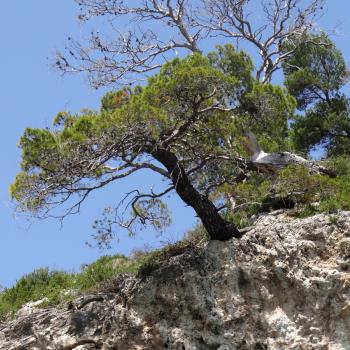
[152,148,241,241]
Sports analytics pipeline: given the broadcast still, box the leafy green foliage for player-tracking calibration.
[10,53,240,213]
[11,48,300,242]
[291,97,350,156]
[282,33,350,156]
[282,33,348,109]
[101,88,133,112]
[227,160,350,228]
[223,173,271,228]
[0,269,74,318]
[237,83,296,151]
[75,255,141,290]
[208,44,254,95]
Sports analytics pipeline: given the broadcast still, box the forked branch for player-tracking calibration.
[55,0,325,86]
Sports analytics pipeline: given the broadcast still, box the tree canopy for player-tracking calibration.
[12,48,298,242]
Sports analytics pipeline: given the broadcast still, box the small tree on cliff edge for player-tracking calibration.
[11,51,297,243]
[11,0,336,245]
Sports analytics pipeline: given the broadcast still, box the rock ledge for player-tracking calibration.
[2,212,350,349]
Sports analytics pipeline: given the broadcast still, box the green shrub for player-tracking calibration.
[224,173,271,228]
[324,156,350,176]
[228,158,350,226]
[0,268,74,318]
[75,254,140,290]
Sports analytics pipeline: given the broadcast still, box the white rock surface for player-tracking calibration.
[2,212,350,349]
[16,298,49,318]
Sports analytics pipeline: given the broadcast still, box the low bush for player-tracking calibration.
[227,157,350,228]
[75,254,140,290]
[0,268,74,318]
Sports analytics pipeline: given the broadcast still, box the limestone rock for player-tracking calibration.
[15,298,49,318]
[2,212,350,349]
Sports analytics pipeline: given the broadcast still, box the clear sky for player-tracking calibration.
[1,1,350,288]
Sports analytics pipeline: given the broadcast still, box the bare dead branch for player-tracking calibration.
[198,0,325,82]
[55,0,204,87]
[54,0,325,86]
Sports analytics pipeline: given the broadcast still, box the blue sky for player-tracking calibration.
[1,1,350,288]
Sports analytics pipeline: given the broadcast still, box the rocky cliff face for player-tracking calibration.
[2,212,350,350]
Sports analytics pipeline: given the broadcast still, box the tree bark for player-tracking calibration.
[152,148,241,241]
